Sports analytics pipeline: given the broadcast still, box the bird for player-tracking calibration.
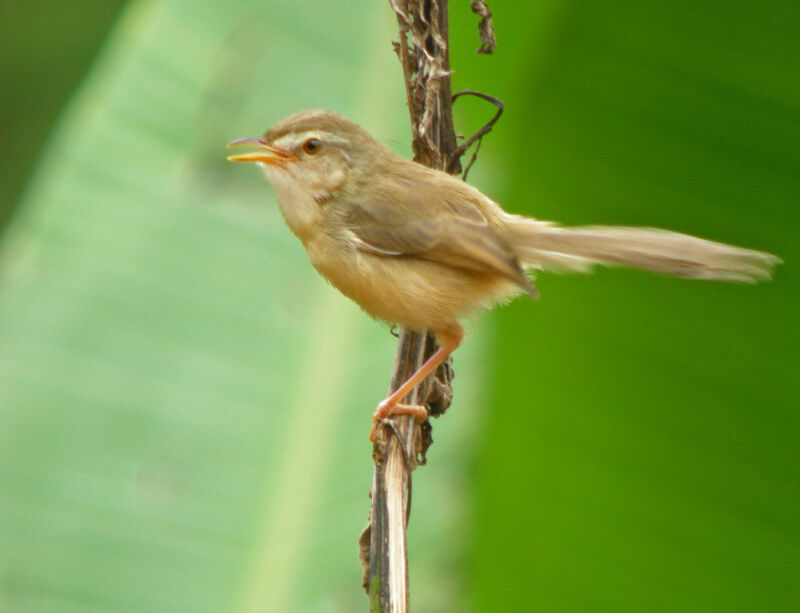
[227,109,780,440]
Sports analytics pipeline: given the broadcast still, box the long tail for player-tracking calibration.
[504,215,781,283]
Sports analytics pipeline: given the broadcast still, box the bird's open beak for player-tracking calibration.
[226,137,295,164]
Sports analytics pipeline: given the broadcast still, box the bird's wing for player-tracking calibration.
[341,170,537,297]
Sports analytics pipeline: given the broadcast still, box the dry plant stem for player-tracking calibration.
[365,1,461,611]
[366,328,427,611]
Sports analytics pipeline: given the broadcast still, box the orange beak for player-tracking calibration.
[226,137,295,164]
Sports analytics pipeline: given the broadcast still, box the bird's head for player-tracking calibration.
[227,109,382,208]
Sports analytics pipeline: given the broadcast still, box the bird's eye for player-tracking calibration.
[302,138,321,155]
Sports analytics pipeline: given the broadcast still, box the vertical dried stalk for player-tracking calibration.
[361,1,460,611]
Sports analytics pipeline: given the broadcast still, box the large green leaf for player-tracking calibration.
[453,1,799,611]
[0,2,486,611]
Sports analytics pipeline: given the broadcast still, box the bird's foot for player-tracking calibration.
[369,400,428,442]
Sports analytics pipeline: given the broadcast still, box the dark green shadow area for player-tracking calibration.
[452,1,799,611]
[0,0,129,227]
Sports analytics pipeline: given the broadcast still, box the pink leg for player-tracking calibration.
[369,325,464,441]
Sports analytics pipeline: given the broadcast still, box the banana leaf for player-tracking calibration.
[0,2,485,611]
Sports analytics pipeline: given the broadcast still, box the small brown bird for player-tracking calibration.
[228,109,780,440]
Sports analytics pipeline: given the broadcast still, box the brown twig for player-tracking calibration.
[361,1,460,611]
[448,90,504,178]
[470,0,496,54]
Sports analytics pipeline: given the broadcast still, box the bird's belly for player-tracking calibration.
[306,236,520,331]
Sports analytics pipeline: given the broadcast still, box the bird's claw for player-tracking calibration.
[369,401,428,442]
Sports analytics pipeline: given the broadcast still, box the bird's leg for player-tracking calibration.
[369,325,464,441]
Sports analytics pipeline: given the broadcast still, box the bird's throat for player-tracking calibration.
[260,163,321,244]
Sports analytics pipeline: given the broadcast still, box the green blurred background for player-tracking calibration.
[0,1,797,611]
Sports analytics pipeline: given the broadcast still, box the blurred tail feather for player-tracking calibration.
[504,216,781,283]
